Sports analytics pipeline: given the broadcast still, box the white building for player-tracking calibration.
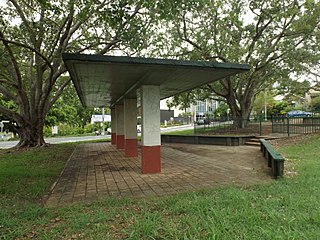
[90,114,111,124]
[160,97,220,121]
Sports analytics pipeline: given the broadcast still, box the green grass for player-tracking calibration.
[162,128,195,135]
[0,144,76,202]
[163,125,237,135]
[1,136,320,239]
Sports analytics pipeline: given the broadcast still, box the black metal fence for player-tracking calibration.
[194,116,270,135]
[194,114,320,136]
[271,115,320,136]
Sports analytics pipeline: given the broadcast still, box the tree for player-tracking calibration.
[154,0,320,127]
[45,82,94,128]
[311,96,320,112]
[276,80,311,100]
[252,91,276,116]
[0,0,153,147]
[166,91,197,113]
[269,102,290,116]
[214,102,229,120]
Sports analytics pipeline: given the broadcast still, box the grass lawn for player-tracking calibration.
[1,135,320,239]
[162,128,195,135]
[163,125,243,136]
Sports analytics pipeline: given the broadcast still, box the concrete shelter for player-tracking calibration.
[62,53,250,174]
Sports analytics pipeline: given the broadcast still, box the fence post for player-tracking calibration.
[259,114,262,136]
[287,116,290,137]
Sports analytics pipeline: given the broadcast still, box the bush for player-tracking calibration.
[43,124,95,137]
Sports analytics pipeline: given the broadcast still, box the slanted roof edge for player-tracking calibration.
[62,53,250,71]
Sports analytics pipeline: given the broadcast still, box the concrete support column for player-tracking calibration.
[111,107,117,145]
[140,85,161,174]
[115,104,125,149]
[124,98,138,157]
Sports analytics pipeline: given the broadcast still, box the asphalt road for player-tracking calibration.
[0,124,194,149]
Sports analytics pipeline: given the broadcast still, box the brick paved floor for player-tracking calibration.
[45,142,271,207]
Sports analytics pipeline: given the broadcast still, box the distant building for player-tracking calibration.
[192,99,219,115]
[305,89,320,103]
[160,97,220,122]
[160,99,184,117]
[90,114,111,124]
[160,110,174,123]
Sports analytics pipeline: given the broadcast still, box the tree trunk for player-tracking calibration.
[16,120,46,148]
[227,95,252,129]
[232,109,251,128]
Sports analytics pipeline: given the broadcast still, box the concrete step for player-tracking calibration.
[245,135,280,147]
[245,141,261,147]
[248,138,261,142]
[258,136,279,140]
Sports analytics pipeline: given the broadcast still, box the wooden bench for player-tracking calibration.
[260,139,285,178]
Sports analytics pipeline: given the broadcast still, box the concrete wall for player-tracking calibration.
[161,135,255,146]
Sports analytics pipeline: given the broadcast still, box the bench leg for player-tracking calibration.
[267,153,272,168]
[271,159,284,178]
[275,161,284,178]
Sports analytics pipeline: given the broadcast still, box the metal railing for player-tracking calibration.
[194,116,270,135]
[272,115,320,136]
[194,114,320,136]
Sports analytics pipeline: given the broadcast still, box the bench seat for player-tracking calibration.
[260,139,285,178]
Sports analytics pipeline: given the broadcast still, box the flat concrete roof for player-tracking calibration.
[62,53,250,107]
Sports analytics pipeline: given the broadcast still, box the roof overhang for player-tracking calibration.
[62,53,250,108]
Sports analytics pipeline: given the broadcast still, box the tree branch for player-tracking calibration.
[98,4,142,55]
[0,37,54,73]
[0,104,23,124]
[245,13,273,63]
[0,85,18,103]
[47,78,72,112]
[181,14,203,51]
[205,83,227,98]
[78,39,121,54]
[8,0,35,42]
[0,31,23,89]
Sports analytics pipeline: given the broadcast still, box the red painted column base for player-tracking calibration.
[116,135,125,149]
[141,145,161,174]
[111,133,117,145]
[125,139,138,157]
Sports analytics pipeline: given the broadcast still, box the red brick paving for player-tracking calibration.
[45,143,271,207]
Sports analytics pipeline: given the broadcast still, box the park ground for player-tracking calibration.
[1,134,320,239]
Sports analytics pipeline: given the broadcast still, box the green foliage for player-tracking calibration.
[151,0,320,121]
[0,0,156,146]
[0,96,17,121]
[166,91,197,112]
[178,111,192,118]
[45,83,94,127]
[252,92,276,115]
[214,102,229,119]
[276,80,311,99]
[43,124,95,137]
[311,96,320,112]
[269,102,290,115]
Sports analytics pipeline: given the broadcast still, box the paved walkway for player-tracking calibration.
[45,143,271,207]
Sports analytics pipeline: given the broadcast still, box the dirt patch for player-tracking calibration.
[268,133,320,149]
[166,143,270,175]
[168,143,255,158]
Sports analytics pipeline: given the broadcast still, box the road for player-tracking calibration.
[0,124,194,149]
